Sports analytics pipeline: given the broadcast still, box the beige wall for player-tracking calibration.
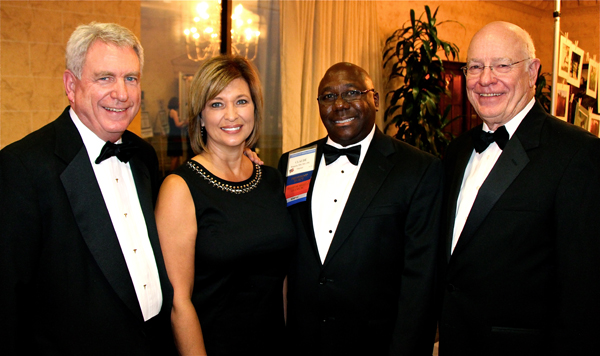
[0,0,141,148]
[1,0,598,148]
[377,0,599,81]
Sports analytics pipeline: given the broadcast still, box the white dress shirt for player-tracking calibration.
[451,98,535,253]
[70,109,162,321]
[311,125,376,263]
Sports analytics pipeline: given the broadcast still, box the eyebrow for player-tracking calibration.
[320,83,357,92]
[94,71,140,77]
[210,93,251,101]
[467,57,512,63]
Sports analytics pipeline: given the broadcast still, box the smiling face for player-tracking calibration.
[318,63,379,147]
[64,40,141,142]
[466,22,540,130]
[201,77,255,153]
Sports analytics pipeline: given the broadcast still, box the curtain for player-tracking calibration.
[280,0,383,152]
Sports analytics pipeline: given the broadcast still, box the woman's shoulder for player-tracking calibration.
[160,171,190,191]
[157,172,193,209]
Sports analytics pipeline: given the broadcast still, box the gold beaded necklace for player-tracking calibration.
[187,160,262,194]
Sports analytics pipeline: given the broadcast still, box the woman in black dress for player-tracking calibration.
[155,56,295,356]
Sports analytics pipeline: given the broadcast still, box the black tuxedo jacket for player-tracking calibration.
[439,102,600,355]
[278,129,442,356]
[0,107,174,355]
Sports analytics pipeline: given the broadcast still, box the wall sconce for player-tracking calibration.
[184,1,260,61]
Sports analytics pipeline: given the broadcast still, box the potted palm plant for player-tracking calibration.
[383,5,461,157]
[535,69,552,113]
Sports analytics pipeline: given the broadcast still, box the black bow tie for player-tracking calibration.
[472,126,509,153]
[323,144,361,165]
[95,140,138,164]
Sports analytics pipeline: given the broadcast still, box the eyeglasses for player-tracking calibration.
[317,88,375,105]
[461,58,530,77]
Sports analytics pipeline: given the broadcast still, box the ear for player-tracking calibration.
[63,70,77,103]
[527,58,541,88]
[373,90,380,111]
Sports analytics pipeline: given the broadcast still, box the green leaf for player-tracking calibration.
[383,5,462,158]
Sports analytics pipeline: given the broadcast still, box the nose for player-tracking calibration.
[333,94,350,109]
[224,103,237,121]
[478,66,498,86]
[110,79,129,102]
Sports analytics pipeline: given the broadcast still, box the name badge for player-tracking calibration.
[285,145,317,207]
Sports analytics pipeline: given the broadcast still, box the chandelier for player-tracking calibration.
[183,1,260,61]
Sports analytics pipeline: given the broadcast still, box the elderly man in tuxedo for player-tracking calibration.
[279,62,442,356]
[0,22,174,355]
[439,21,600,355]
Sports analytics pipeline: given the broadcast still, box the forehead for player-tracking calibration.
[319,66,370,92]
[83,41,140,73]
[467,27,524,62]
[217,77,251,95]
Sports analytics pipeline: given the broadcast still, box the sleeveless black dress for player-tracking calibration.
[173,160,296,356]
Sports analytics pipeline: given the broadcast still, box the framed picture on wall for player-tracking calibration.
[589,113,600,137]
[573,102,589,130]
[555,83,570,121]
[558,36,572,82]
[568,44,584,87]
[587,58,598,98]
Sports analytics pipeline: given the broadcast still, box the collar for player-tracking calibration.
[482,97,535,138]
[70,108,122,164]
[325,124,376,165]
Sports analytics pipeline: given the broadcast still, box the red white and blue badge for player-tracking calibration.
[285,145,317,207]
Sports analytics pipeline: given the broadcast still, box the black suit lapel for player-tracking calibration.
[302,140,326,265]
[451,103,546,257]
[444,138,475,261]
[323,130,394,267]
[56,113,143,321]
[128,152,172,308]
[128,154,157,254]
[452,137,529,256]
[282,140,327,266]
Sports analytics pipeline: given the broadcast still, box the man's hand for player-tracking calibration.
[244,148,264,165]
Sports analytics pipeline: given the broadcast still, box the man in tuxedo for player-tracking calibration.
[279,62,442,355]
[0,23,174,355]
[439,21,600,355]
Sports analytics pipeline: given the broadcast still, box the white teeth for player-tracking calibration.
[222,127,241,132]
[480,93,502,97]
[105,107,126,112]
[335,117,355,124]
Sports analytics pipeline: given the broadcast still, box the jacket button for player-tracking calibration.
[447,283,456,292]
[319,277,326,285]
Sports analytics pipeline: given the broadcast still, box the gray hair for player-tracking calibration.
[65,22,144,79]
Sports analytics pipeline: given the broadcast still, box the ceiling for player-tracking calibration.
[518,0,599,11]
[141,0,599,11]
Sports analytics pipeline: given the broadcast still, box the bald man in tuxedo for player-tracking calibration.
[439,21,600,355]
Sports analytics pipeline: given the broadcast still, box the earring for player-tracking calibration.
[201,125,207,144]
